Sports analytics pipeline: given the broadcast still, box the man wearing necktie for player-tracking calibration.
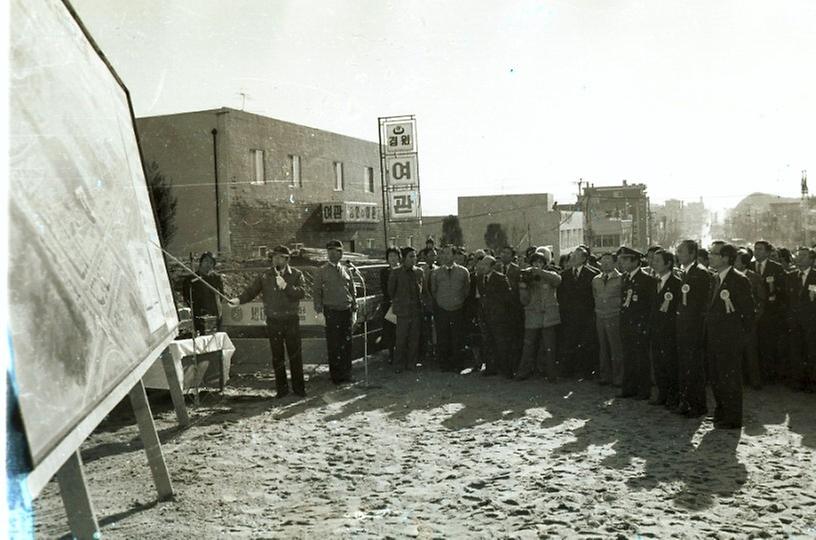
[649,249,682,407]
[785,246,816,391]
[475,255,515,377]
[674,239,712,417]
[557,247,600,379]
[705,242,754,429]
[751,241,787,385]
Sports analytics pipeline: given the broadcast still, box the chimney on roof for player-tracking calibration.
[622,180,628,186]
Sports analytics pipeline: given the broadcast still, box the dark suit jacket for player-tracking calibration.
[785,267,816,326]
[388,266,424,317]
[620,268,656,335]
[476,272,514,325]
[751,258,787,312]
[558,265,599,322]
[706,268,754,346]
[650,273,682,340]
[676,262,713,343]
[499,262,521,292]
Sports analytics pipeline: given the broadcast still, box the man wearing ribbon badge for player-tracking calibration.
[705,242,754,429]
[616,246,656,400]
[648,249,682,408]
[674,239,712,418]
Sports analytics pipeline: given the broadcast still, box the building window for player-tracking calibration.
[334,161,344,191]
[288,155,301,188]
[364,167,374,193]
[250,149,265,184]
[367,238,374,249]
[408,235,414,248]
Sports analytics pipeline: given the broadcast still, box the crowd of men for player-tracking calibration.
[226,237,815,430]
[379,237,816,430]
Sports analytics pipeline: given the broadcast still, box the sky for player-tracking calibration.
[70,0,816,216]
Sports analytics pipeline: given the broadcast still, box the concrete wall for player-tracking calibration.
[458,194,556,251]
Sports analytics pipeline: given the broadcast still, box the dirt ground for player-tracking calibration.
[34,354,816,539]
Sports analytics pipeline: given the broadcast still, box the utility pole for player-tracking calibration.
[802,169,809,245]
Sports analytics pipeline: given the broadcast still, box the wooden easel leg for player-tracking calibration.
[161,352,190,426]
[56,450,100,540]
[129,380,174,501]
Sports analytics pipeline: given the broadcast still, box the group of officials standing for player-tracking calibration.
[380,238,816,430]
[226,237,816,430]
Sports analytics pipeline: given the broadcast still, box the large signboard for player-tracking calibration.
[379,116,421,223]
[383,121,415,153]
[322,202,379,224]
[9,0,178,480]
[388,190,421,221]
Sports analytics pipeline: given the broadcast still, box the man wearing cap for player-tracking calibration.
[312,240,357,384]
[706,242,754,429]
[230,246,306,398]
[617,246,656,400]
[674,239,713,417]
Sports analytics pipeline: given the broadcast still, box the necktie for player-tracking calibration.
[574,268,579,280]
[759,261,765,276]
[603,273,609,284]
[712,275,721,303]
[802,271,807,287]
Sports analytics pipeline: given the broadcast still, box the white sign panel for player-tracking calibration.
[388,190,421,221]
[383,121,415,154]
[384,154,419,190]
[322,202,379,224]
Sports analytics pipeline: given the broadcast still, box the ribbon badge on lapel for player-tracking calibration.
[720,289,735,314]
[766,275,776,301]
[624,289,633,308]
[660,291,673,313]
[681,284,690,306]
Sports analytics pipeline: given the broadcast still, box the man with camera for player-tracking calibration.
[515,248,562,381]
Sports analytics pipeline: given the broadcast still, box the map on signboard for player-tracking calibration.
[383,121,416,154]
[9,0,178,466]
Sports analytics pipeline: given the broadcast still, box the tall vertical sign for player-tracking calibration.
[378,116,421,247]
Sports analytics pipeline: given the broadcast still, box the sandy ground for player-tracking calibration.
[34,354,816,539]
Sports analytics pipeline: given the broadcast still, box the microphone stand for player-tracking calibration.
[348,262,372,388]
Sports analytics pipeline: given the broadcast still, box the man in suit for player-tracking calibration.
[475,255,516,378]
[705,242,754,429]
[592,252,624,387]
[735,248,766,389]
[617,247,656,399]
[674,239,712,417]
[499,246,524,371]
[649,249,682,407]
[557,246,600,379]
[785,246,816,391]
[752,240,788,384]
[312,240,358,385]
[388,247,425,373]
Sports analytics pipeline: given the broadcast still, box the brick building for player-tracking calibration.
[579,181,651,250]
[136,107,421,259]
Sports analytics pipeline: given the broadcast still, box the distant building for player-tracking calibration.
[652,197,709,248]
[579,181,651,250]
[451,193,583,258]
[137,107,421,259]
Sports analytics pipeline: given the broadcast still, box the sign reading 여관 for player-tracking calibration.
[383,121,415,154]
[384,154,419,190]
[388,190,420,221]
[322,202,379,224]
